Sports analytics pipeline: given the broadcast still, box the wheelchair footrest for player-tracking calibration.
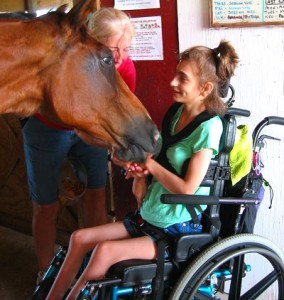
[107,259,174,286]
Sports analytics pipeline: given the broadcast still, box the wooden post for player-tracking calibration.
[73,0,100,9]
[24,0,37,14]
[0,0,25,12]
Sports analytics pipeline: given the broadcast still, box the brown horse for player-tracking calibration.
[0,0,159,162]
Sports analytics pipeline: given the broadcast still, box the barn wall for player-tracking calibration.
[177,0,284,250]
[177,0,284,298]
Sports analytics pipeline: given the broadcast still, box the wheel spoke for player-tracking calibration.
[241,270,283,300]
[228,255,245,300]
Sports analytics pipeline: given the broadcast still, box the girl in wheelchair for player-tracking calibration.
[46,40,239,300]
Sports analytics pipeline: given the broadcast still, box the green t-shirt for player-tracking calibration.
[140,106,223,228]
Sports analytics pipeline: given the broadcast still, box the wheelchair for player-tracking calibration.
[33,103,284,300]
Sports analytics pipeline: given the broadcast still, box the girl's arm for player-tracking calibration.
[145,148,213,194]
[132,177,148,209]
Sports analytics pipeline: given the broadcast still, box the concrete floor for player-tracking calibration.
[0,226,38,300]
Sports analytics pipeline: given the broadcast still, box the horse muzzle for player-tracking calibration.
[115,124,161,163]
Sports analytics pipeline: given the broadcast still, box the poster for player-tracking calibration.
[129,16,163,61]
[210,0,284,27]
[114,0,160,10]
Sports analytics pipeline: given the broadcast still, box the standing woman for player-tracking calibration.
[46,40,239,300]
[23,7,136,284]
[88,8,136,91]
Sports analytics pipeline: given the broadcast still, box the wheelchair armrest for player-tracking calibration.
[161,194,219,205]
[219,197,260,205]
[160,195,259,206]
[174,233,214,262]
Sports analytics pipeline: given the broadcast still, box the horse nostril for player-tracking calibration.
[154,129,160,142]
[151,127,161,152]
[153,137,161,155]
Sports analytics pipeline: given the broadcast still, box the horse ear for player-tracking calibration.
[57,4,69,13]
[66,0,98,29]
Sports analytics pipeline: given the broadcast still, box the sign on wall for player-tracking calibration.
[114,0,160,10]
[210,0,284,27]
[129,16,163,61]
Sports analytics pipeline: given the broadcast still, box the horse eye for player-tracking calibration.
[101,56,113,66]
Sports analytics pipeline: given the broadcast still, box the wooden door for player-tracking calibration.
[0,115,32,232]
[100,0,178,220]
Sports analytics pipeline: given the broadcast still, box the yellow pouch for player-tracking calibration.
[229,125,253,186]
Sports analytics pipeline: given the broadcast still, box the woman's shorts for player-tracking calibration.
[22,116,108,205]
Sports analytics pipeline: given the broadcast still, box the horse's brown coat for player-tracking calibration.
[0,0,159,162]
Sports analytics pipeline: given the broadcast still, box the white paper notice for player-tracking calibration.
[114,0,160,10]
[129,16,163,61]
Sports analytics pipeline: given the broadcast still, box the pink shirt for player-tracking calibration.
[117,57,136,93]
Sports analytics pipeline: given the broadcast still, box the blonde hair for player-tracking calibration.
[87,8,135,43]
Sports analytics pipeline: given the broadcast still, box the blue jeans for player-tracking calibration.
[123,212,203,259]
[164,216,203,235]
[124,212,202,237]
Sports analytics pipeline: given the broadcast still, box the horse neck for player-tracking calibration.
[0,19,60,116]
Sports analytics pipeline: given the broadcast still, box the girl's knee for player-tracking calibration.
[94,241,113,259]
[70,229,87,246]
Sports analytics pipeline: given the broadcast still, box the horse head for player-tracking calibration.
[0,0,160,162]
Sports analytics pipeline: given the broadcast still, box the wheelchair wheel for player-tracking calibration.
[169,234,284,300]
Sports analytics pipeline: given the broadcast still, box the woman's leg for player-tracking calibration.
[47,221,129,300]
[67,235,157,300]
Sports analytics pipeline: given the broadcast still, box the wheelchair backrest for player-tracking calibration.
[171,113,238,263]
[200,113,237,235]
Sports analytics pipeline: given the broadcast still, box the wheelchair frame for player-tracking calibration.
[33,111,284,300]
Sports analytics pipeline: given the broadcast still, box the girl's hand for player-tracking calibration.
[125,153,154,178]
[125,162,149,179]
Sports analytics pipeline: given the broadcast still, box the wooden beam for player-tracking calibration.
[0,0,25,12]
[73,0,100,9]
[24,0,37,13]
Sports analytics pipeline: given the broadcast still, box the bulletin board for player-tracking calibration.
[210,0,284,28]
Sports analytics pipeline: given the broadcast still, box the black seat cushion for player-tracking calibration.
[107,233,214,286]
